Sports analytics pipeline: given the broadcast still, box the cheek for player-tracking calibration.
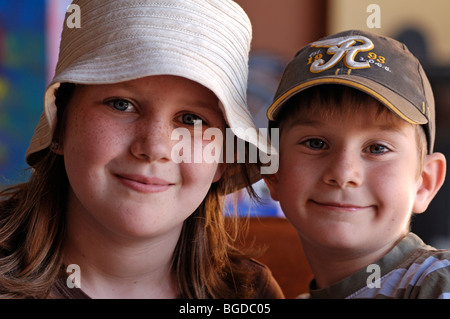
[178,130,224,180]
[176,162,220,214]
[182,161,220,187]
[63,111,122,163]
[62,112,127,195]
[277,151,315,192]
[368,162,419,213]
[275,156,311,221]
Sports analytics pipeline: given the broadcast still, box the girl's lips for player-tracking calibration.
[115,174,175,193]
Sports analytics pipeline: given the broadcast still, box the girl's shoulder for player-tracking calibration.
[235,258,285,299]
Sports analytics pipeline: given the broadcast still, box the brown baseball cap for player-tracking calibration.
[267,29,435,153]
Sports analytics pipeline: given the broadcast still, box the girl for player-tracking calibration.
[0,0,282,299]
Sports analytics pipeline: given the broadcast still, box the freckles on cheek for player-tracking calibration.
[66,113,119,159]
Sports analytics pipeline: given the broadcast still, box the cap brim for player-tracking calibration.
[267,75,429,125]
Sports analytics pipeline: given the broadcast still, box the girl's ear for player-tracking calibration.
[413,152,447,214]
[263,172,280,202]
[212,163,227,183]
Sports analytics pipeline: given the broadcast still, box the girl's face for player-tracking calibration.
[61,75,225,241]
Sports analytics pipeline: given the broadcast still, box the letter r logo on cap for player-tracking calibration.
[309,35,374,73]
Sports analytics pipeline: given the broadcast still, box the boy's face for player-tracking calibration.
[266,98,425,256]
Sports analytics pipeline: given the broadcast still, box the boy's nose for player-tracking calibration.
[322,148,363,188]
[129,118,173,163]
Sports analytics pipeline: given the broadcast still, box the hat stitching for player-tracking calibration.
[56,42,246,99]
[65,1,250,45]
[57,21,247,80]
[57,1,250,74]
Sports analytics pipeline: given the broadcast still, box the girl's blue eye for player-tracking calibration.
[369,144,388,154]
[304,138,327,150]
[182,113,202,125]
[110,99,132,111]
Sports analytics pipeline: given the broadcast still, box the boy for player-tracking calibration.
[264,30,450,298]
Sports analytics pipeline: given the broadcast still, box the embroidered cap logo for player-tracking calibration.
[309,35,374,73]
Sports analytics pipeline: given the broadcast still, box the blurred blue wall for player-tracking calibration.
[0,0,46,185]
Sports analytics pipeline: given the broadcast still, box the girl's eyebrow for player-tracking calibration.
[97,82,223,117]
[183,100,218,111]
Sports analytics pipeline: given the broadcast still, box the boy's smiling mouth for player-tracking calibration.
[309,200,373,212]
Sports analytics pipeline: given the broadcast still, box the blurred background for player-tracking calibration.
[1,0,449,248]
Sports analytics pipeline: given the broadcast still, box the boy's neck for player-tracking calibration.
[301,235,406,289]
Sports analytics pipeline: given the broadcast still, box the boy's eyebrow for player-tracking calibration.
[287,118,325,129]
[287,117,410,134]
[373,123,409,133]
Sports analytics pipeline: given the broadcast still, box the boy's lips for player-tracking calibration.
[310,200,372,211]
[115,174,175,193]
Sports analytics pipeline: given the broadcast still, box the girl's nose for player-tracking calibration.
[129,118,173,163]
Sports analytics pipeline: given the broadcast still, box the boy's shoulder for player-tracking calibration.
[352,232,450,299]
[310,233,450,299]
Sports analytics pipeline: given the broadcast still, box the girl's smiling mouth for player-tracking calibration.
[115,174,175,193]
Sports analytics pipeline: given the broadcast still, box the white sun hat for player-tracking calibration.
[26,0,272,175]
